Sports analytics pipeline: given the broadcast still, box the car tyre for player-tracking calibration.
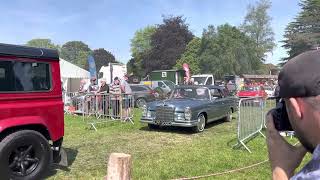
[136,98,147,108]
[148,124,159,129]
[224,109,233,122]
[0,130,52,180]
[192,114,206,133]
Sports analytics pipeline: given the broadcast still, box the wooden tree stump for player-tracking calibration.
[106,153,132,180]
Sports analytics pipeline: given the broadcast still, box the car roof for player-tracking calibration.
[0,43,59,60]
[191,74,212,77]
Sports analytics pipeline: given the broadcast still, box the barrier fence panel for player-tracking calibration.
[235,97,265,153]
[235,97,278,153]
[82,93,135,131]
[263,97,277,128]
[63,92,85,114]
[63,92,135,131]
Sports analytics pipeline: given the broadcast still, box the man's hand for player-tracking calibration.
[266,111,307,179]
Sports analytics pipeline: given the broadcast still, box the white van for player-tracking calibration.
[191,74,214,85]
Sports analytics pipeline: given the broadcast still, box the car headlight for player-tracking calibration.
[147,110,152,118]
[184,107,192,120]
[142,105,147,117]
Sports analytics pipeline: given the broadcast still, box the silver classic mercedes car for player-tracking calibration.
[140,85,238,132]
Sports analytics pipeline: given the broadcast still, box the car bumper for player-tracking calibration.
[141,118,198,127]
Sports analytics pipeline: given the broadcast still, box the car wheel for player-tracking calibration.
[0,130,52,180]
[148,124,159,129]
[192,114,206,133]
[224,109,233,122]
[136,98,147,108]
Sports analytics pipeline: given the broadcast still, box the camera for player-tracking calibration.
[272,99,293,131]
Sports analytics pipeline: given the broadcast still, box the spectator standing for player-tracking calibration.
[110,77,121,119]
[78,79,89,94]
[97,78,109,115]
[88,77,98,93]
[121,74,132,121]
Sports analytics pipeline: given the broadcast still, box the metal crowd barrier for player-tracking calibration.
[235,96,294,153]
[63,92,84,114]
[63,92,135,130]
[235,96,279,153]
[235,97,265,153]
[263,97,277,128]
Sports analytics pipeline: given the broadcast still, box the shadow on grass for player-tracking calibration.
[139,118,228,134]
[44,148,78,178]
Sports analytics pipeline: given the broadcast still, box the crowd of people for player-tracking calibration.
[72,74,133,121]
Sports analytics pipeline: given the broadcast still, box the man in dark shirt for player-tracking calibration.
[97,78,109,115]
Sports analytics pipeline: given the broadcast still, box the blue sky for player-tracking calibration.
[0,0,301,64]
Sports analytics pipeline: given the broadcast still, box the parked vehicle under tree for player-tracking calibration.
[141,85,238,133]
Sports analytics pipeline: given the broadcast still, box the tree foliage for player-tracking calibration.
[241,0,275,61]
[60,41,92,68]
[128,26,156,76]
[142,16,194,74]
[26,39,59,50]
[130,26,156,60]
[256,63,279,75]
[199,24,262,79]
[175,37,201,75]
[85,48,116,71]
[281,0,320,64]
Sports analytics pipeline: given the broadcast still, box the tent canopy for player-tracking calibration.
[59,58,90,79]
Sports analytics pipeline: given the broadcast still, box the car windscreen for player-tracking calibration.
[193,77,207,85]
[163,80,175,90]
[241,86,259,91]
[263,86,273,91]
[170,87,209,100]
[130,86,149,92]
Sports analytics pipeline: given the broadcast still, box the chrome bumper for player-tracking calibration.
[140,118,198,127]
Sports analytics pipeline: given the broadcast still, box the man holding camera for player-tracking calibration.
[266,50,320,179]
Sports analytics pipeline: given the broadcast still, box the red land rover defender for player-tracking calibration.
[0,44,64,180]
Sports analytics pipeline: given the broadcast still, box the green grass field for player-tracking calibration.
[48,109,309,180]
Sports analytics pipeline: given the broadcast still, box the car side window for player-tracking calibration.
[158,82,165,88]
[131,86,147,91]
[218,89,225,97]
[206,77,212,85]
[210,89,222,99]
[0,61,51,92]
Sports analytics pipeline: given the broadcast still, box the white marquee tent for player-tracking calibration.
[60,58,90,92]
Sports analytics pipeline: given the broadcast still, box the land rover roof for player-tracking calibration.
[0,43,59,60]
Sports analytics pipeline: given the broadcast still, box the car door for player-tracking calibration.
[158,81,170,94]
[208,89,224,121]
[217,89,230,116]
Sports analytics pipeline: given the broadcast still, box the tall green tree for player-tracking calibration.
[281,0,320,64]
[199,24,261,79]
[85,48,117,71]
[175,37,201,75]
[26,39,59,50]
[143,16,194,74]
[60,41,92,68]
[241,0,275,61]
[129,26,156,76]
[256,63,279,74]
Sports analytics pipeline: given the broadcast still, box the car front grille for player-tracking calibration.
[155,106,174,123]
